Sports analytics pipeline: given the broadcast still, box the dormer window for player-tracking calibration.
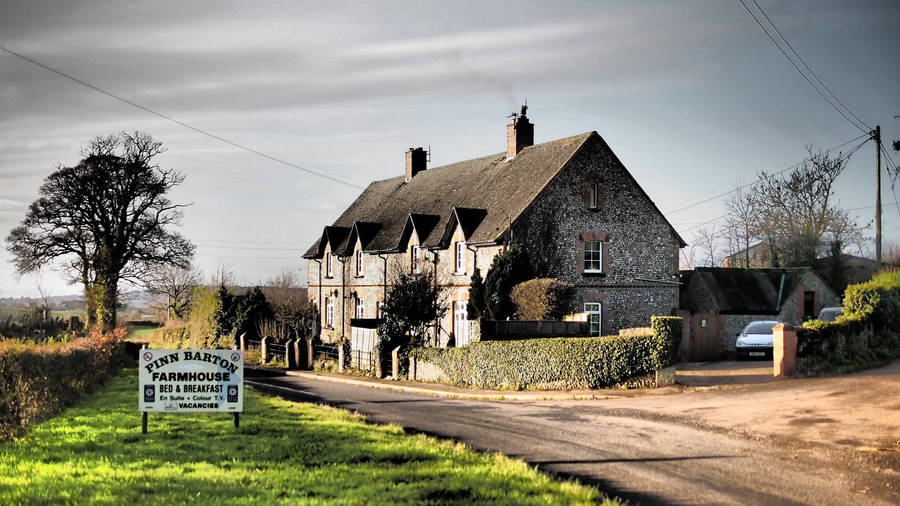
[455,241,466,274]
[411,245,421,273]
[355,249,364,277]
[325,252,334,277]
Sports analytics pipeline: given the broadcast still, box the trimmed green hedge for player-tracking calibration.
[651,316,682,369]
[413,317,682,389]
[798,269,900,375]
[416,334,656,389]
[0,328,128,440]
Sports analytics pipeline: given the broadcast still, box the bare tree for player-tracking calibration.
[147,265,202,320]
[723,187,758,268]
[260,271,314,339]
[6,132,194,329]
[692,226,722,267]
[717,147,868,269]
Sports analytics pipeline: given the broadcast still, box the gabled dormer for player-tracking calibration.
[436,207,488,248]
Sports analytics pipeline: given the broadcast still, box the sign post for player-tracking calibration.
[139,349,244,433]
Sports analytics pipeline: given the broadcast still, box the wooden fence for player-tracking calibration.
[480,319,591,340]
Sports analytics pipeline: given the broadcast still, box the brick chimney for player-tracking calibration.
[507,105,534,159]
[405,147,427,181]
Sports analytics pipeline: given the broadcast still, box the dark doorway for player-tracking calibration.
[803,291,815,320]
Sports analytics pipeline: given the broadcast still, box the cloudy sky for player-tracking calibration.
[1,0,898,297]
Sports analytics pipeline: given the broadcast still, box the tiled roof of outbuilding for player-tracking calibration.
[681,267,812,314]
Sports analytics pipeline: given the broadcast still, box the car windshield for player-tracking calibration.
[819,309,842,322]
[744,322,775,334]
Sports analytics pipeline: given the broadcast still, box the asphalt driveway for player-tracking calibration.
[248,359,900,505]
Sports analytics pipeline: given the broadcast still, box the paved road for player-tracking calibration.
[248,373,897,505]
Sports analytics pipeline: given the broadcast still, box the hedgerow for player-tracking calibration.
[0,327,128,439]
[798,269,900,375]
[150,320,190,349]
[651,316,682,369]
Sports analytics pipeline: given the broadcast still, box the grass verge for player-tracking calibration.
[0,369,611,505]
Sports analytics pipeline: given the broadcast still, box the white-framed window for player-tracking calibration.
[454,301,469,347]
[585,302,601,336]
[355,249,364,277]
[411,245,421,273]
[355,297,365,319]
[584,241,602,273]
[376,301,384,319]
[455,241,466,274]
[325,252,333,277]
[588,183,601,209]
[325,296,335,327]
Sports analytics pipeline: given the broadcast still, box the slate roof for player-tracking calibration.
[304,131,685,258]
[682,267,813,314]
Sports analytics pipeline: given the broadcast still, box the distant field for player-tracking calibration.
[0,370,607,505]
[126,322,160,341]
[0,307,84,320]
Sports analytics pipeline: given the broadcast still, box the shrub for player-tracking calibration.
[150,320,190,349]
[483,243,532,320]
[797,269,900,375]
[467,268,486,319]
[188,286,219,348]
[510,278,576,320]
[377,270,446,377]
[414,333,658,390]
[651,316,683,369]
[0,327,127,439]
[842,269,900,326]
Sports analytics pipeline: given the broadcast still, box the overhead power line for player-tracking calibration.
[0,45,416,216]
[747,0,871,131]
[665,132,869,215]
[736,0,871,134]
[676,135,870,236]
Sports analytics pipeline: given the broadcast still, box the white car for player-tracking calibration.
[735,320,779,359]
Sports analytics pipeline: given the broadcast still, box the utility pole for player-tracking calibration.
[874,125,882,264]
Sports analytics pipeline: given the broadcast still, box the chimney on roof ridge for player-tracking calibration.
[405,147,427,181]
[507,104,534,159]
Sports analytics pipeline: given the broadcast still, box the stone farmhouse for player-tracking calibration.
[303,108,686,347]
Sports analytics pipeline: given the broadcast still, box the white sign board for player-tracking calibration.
[139,349,243,412]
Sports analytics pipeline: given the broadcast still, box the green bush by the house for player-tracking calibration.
[798,269,900,375]
[651,316,682,369]
[414,316,681,389]
[510,278,576,321]
[0,327,127,439]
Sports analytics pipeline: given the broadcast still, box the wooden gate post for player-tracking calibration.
[260,336,270,364]
[285,339,297,369]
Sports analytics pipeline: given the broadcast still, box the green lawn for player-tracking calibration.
[0,369,610,505]
[126,322,160,341]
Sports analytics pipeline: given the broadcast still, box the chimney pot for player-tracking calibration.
[405,147,427,181]
[507,106,534,158]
